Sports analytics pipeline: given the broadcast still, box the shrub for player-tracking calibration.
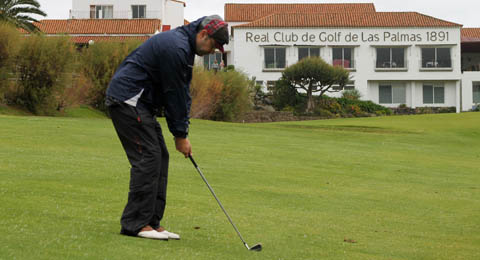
[190,67,223,119]
[271,78,305,111]
[341,89,362,100]
[190,66,252,121]
[13,35,75,115]
[313,107,335,118]
[215,69,253,121]
[0,23,21,103]
[415,107,434,114]
[79,40,142,112]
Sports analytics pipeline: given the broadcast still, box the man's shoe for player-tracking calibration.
[156,227,180,240]
[137,230,169,240]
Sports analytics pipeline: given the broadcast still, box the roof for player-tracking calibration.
[462,28,480,42]
[233,12,462,28]
[70,36,150,44]
[20,19,163,44]
[225,3,376,22]
[30,19,162,34]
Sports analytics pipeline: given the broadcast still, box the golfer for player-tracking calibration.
[105,15,229,240]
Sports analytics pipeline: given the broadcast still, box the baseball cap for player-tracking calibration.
[199,15,229,53]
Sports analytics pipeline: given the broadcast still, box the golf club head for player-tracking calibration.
[248,243,262,251]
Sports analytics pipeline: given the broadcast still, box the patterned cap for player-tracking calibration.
[200,15,229,53]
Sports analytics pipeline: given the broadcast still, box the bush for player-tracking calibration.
[190,67,223,119]
[341,89,362,100]
[13,35,75,115]
[313,107,335,118]
[79,40,142,112]
[0,23,21,103]
[190,66,252,121]
[214,69,253,121]
[271,78,306,111]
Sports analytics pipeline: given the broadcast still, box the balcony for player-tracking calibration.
[375,60,408,72]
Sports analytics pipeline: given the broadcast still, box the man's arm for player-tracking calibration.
[159,48,193,157]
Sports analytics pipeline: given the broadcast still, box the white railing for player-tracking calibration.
[419,59,453,70]
[374,60,408,71]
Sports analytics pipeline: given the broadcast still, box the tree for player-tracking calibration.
[0,0,46,32]
[281,57,350,113]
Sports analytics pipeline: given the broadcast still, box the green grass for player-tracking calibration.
[0,113,479,259]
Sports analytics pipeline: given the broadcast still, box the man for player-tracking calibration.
[105,15,229,240]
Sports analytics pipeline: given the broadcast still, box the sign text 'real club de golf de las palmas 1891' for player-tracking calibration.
[245,30,451,44]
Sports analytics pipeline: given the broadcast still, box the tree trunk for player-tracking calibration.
[306,88,314,113]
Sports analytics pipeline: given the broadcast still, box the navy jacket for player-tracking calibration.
[107,17,205,138]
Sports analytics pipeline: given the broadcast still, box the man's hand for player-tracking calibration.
[175,137,192,158]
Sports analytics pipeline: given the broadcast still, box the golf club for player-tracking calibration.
[188,155,262,252]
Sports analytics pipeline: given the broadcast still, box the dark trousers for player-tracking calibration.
[108,102,169,236]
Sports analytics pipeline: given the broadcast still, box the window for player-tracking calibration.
[298,47,320,61]
[255,81,264,87]
[264,47,286,69]
[203,53,222,70]
[379,84,406,104]
[423,84,445,104]
[376,47,405,68]
[132,5,146,19]
[332,47,354,69]
[421,47,451,68]
[90,5,113,19]
[473,82,480,103]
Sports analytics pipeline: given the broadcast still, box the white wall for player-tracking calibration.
[71,0,163,19]
[164,0,184,29]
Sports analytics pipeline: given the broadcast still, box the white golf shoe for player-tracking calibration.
[137,230,169,240]
[157,229,180,240]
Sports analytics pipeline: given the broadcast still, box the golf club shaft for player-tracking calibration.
[188,155,248,248]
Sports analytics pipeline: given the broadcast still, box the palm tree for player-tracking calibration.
[0,0,46,32]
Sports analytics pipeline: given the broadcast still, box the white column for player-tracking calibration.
[411,81,416,108]
[456,80,461,113]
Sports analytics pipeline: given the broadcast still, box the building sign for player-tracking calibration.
[245,31,451,44]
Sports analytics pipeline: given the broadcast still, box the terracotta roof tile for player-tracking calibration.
[71,36,150,44]
[30,19,162,34]
[225,3,376,22]
[461,28,480,42]
[233,12,461,28]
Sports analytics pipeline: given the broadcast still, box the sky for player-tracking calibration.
[34,0,480,27]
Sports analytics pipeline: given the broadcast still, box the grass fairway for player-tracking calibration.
[0,113,479,259]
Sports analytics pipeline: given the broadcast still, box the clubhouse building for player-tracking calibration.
[207,3,480,112]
